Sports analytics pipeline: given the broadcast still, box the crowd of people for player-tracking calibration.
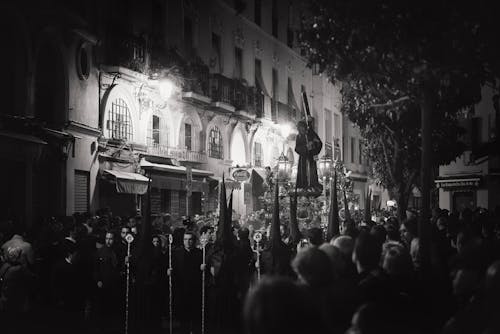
[1,205,500,334]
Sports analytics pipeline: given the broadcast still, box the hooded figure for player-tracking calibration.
[261,183,293,276]
[211,175,240,333]
[327,171,340,242]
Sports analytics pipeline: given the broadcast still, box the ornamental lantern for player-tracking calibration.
[318,154,333,181]
[276,152,292,183]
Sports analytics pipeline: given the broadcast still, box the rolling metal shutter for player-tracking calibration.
[74,170,89,213]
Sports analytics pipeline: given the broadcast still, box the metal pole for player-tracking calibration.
[252,231,263,282]
[201,241,206,334]
[125,234,134,334]
[168,234,173,334]
[256,241,261,282]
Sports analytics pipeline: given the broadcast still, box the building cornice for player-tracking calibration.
[66,121,101,137]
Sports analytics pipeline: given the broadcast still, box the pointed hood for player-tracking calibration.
[269,182,282,249]
[327,171,340,241]
[216,174,227,245]
[364,188,372,224]
[225,190,234,250]
[289,185,301,245]
[343,189,352,222]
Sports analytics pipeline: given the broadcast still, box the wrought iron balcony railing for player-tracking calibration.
[209,74,264,118]
[146,143,207,163]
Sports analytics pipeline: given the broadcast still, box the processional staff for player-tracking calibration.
[168,234,173,334]
[124,233,134,334]
[200,235,209,334]
[253,232,263,282]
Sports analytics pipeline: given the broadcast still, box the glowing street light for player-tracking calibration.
[276,152,292,183]
[158,77,175,101]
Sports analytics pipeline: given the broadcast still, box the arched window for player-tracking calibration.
[106,98,133,140]
[209,126,223,159]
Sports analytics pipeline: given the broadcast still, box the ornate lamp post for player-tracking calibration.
[276,152,292,183]
[318,155,333,225]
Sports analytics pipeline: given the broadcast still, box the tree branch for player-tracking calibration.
[379,137,395,183]
[368,96,410,109]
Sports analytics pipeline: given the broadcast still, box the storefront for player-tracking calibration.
[140,158,213,218]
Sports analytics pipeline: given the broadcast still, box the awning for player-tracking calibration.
[140,159,213,177]
[103,169,150,194]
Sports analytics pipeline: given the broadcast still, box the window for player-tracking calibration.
[152,115,160,145]
[185,123,192,150]
[184,16,193,51]
[254,142,263,167]
[272,69,279,122]
[234,47,243,79]
[359,140,363,164]
[287,4,294,47]
[160,189,171,213]
[325,108,332,143]
[152,0,164,39]
[254,0,261,26]
[209,126,223,159]
[107,98,133,140]
[272,68,278,99]
[351,137,356,163]
[334,113,340,139]
[211,33,222,72]
[272,0,278,37]
[255,59,266,94]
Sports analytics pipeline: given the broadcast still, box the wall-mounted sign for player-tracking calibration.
[232,169,250,182]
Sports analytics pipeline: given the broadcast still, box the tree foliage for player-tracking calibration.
[299,0,499,218]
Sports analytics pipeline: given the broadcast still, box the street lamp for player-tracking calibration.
[276,152,292,183]
[318,154,333,218]
[318,155,333,181]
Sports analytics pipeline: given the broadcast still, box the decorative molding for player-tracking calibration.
[253,40,263,57]
[211,14,224,34]
[286,60,294,73]
[272,51,280,66]
[66,121,102,137]
[233,26,245,48]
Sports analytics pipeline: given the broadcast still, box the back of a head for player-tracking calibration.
[319,243,345,279]
[332,235,354,258]
[382,243,413,277]
[354,232,381,271]
[244,277,323,334]
[292,246,335,287]
[307,227,324,246]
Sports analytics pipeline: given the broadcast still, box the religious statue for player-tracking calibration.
[294,119,323,192]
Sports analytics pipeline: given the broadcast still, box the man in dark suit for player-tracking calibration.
[168,231,205,334]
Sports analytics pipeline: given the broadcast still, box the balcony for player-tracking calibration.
[182,61,212,105]
[146,143,207,164]
[209,74,264,117]
[105,32,148,73]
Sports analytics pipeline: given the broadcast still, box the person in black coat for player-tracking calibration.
[168,231,205,334]
[51,239,86,331]
[93,231,120,331]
